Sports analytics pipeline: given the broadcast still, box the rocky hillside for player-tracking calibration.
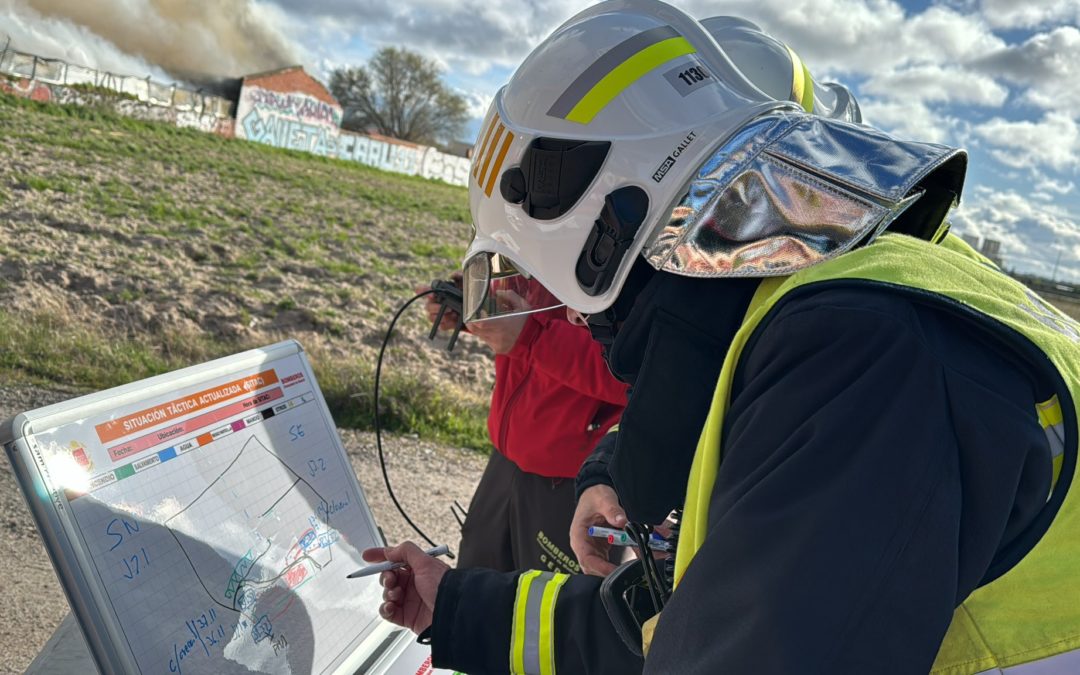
[0,92,494,448]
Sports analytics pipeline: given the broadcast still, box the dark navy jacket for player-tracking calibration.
[428,270,1051,674]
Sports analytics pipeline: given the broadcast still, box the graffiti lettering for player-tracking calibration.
[335,132,470,187]
[2,67,470,186]
[241,109,338,156]
[235,85,342,157]
[419,146,471,186]
[245,88,341,126]
[0,78,53,102]
[1,76,233,136]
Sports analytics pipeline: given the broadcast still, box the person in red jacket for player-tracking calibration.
[423,273,627,574]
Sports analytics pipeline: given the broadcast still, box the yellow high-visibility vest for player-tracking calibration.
[675,233,1080,673]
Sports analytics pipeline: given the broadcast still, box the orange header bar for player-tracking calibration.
[95,370,279,444]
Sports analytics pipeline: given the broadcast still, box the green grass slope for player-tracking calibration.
[0,92,493,450]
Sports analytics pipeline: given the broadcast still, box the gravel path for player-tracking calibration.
[0,384,485,674]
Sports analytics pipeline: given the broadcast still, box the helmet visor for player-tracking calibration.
[462,252,564,323]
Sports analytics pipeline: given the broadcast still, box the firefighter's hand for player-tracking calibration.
[468,289,531,354]
[571,484,627,576]
[468,313,527,354]
[417,275,462,332]
[363,542,448,634]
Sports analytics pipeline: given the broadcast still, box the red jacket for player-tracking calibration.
[488,305,627,478]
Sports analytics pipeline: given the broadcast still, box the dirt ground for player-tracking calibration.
[0,384,486,674]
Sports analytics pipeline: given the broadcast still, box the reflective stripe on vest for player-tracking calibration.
[672,232,1080,673]
[1039,395,1067,487]
[510,570,570,675]
[976,645,1080,673]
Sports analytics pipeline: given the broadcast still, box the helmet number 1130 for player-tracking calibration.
[676,66,710,86]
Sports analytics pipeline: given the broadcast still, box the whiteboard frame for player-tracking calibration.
[3,340,396,675]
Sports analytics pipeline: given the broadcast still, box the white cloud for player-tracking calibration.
[260,0,1078,133]
[460,89,493,121]
[267,0,588,76]
[861,64,1007,106]
[978,0,1080,29]
[973,26,1080,114]
[858,98,960,144]
[679,1,1014,124]
[952,185,1080,281]
[682,1,1004,77]
[974,112,1080,171]
[263,0,1007,95]
[900,5,1004,63]
[1036,175,1076,195]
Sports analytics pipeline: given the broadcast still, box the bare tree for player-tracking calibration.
[330,47,468,145]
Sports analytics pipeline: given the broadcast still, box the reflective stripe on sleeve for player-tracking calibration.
[510,571,570,675]
[539,573,569,675]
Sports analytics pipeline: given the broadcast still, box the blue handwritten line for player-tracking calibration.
[187,620,209,658]
[106,518,123,551]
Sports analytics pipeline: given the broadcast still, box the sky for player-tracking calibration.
[4,0,1080,281]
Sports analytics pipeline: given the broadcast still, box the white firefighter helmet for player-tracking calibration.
[461,0,861,321]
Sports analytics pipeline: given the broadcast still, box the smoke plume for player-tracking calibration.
[2,0,301,83]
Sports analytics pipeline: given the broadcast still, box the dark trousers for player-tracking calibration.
[457,450,581,574]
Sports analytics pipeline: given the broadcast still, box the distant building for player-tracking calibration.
[230,66,470,185]
[960,233,981,250]
[234,66,343,156]
[980,238,1004,267]
[442,140,474,159]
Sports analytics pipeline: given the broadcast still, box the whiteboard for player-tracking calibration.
[4,341,399,675]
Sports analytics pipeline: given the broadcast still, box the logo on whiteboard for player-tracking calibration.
[67,441,93,473]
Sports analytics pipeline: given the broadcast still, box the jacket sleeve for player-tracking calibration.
[430,566,645,674]
[643,290,1050,674]
[575,426,619,500]
[508,313,628,406]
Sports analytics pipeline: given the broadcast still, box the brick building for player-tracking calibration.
[234,66,343,155]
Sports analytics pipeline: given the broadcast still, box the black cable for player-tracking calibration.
[450,500,468,530]
[626,522,667,611]
[374,288,452,555]
[624,524,655,611]
[663,508,682,591]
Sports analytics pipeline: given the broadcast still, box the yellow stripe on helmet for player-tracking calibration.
[785,45,816,113]
[473,114,500,179]
[566,37,697,124]
[485,130,515,197]
[476,123,505,188]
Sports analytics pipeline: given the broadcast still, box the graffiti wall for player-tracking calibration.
[337,132,470,186]
[1,77,234,136]
[0,48,233,118]
[3,50,471,187]
[0,76,53,102]
[235,70,469,186]
[418,146,471,186]
[235,85,342,156]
